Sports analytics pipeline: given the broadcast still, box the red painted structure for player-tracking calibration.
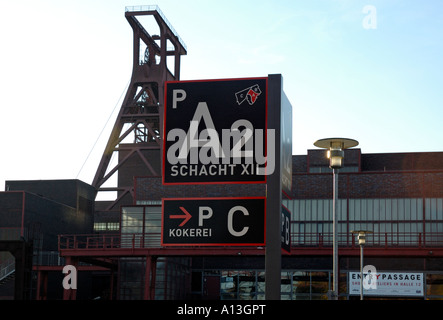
[54,227,443,300]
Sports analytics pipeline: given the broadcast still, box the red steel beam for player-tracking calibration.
[58,245,443,259]
[32,265,111,271]
[59,246,266,258]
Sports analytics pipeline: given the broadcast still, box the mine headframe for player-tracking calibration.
[93,6,186,211]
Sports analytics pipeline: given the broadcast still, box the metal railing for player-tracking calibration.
[0,258,15,282]
[59,233,161,250]
[124,5,187,51]
[58,232,443,252]
[294,232,443,248]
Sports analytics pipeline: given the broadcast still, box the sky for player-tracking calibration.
[0,0,442,190]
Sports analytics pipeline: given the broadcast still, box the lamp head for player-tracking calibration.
[358,233,366,246]
[327,148,345,169]
[351,230,373,246]
[313,138,359,170]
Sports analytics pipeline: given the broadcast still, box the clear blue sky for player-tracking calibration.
[0,0,442,189]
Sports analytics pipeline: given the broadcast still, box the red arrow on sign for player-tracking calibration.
[169,206,192,227]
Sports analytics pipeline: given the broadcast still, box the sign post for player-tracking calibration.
[265,74,292,299]
[265,74,282,300]
[162,75,292,300]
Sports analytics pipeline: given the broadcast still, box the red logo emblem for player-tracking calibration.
[235,84,262,105]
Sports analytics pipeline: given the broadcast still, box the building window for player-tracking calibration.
[94,223,106,231]
[120,206,162,247]
[93,222,120,231]
[107,222,120,231]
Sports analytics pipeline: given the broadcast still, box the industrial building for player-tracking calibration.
[122,149,443,300]
[1,6,443,301]
[2,148,443,300]
[0,180,95,299]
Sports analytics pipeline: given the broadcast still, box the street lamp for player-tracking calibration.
[313,138,358,300]
[351,230,373,300]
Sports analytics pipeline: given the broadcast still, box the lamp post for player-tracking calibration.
[313,138,358,300]
[351,230,373,300]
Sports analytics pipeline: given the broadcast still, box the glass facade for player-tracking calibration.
[189,197,443,300]
[121,206,162,247]
[284,198,443,247]
[118,198,443,299]
[427,273,443,299]
[119,206,191,300]
[193,270,330,300]
[187,269,443,300]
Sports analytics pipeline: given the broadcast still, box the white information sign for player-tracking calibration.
[349,272,424,297]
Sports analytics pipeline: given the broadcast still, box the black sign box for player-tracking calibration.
[163,78,268,184]
[162,197,266,246]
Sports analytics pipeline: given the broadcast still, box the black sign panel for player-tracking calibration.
[281,205,291,253]
[163,78,268,184]
[161,197,266,246]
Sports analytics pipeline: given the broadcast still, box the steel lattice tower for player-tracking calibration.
[93,6,186,211]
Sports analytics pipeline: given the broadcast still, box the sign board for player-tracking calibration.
[163,78,268,185]
[161,197,266,246]
[281,205,291,253]
[281,92,292,196]
[349,272,424,297]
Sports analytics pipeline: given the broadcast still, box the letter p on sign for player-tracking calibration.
[172,89,186,109]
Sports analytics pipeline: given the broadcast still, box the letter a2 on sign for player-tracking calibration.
[163,78,268,185]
